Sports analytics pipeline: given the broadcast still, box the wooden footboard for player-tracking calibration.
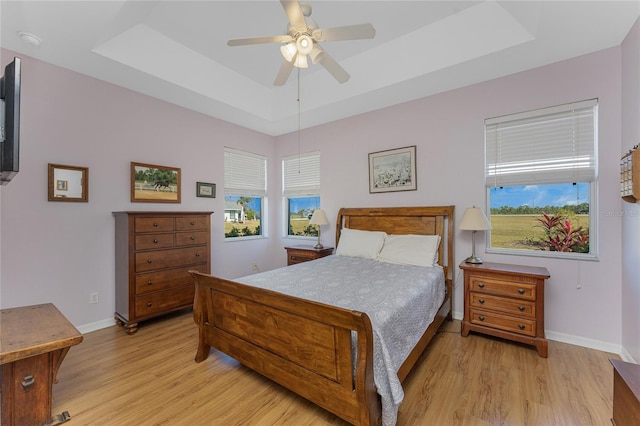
[191,270,451,426]
[191,271,381,426]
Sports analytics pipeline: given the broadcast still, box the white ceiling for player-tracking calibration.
[1,1,639,136]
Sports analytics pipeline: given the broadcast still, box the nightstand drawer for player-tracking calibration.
[469,309,536,337]
[470,293,535,318]
[470,276,536,300]
[285,246,333,266]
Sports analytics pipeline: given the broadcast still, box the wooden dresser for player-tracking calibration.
[460,261,550,357]
[114,211,212,334]
[285,245,334,265]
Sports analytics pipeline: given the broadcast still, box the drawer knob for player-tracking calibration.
[478,283,485,288]
[291,256,297,260]
[147,302,152,307]
[195,253,201,257]
[147,281,153,286]
[190,221,195,225]
[478,298,485,304]
[21,375,35,389]
[478,315,485,321]
[518,288,525,294]
[153,239,159,244]
[153,223,159,227]
[147,259,152,264]
[518,305,525,311]
[518,324,525,330]
[190,236,195,240]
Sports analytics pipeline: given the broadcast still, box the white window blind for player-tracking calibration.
[485,99,597,187]
[224,147,266,196]
[282,151,320,197]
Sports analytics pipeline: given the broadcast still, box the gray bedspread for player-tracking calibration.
[236,254,445,425]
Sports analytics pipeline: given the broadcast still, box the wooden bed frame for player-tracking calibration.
[191,206,454,425]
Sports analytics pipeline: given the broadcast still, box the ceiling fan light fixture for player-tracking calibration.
[294,54,309,68]
[309,44,323,64]
[296,35,313,55]
[280,42,297,62]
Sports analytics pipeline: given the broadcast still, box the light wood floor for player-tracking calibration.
[53,311,618,425]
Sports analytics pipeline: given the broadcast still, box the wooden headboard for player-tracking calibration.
[335,206,455,283]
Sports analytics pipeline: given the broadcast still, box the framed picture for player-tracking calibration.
[131,162,181,203]
[369,145,417,193]
[48,163,89,202]
[196,182,216,198]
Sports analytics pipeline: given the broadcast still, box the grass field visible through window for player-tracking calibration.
[490,214,589,250]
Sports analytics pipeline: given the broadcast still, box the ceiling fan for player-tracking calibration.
[227,0,376,86]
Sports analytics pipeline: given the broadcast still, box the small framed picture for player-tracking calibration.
[369,145,417,193]
[196,182,216,198]
[56,180,68,191]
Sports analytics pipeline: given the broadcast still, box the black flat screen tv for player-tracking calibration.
[0,56,21,185]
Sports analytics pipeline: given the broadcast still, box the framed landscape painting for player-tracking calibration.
[131,162,181,203]
[369,146,417,193]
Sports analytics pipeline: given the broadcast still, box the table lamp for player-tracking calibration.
[309,209,329,249]
[459,206,492,264]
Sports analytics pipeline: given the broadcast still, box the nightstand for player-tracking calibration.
[460,261,550,357]
[285,245,334,266]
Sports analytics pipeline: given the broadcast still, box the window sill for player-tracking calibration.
[486,247,599,261]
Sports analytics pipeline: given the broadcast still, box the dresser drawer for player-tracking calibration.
[176,231,209,247]
[469,309,536,337]
[135,233,175,250]
[470,293,536,318]
[135,265,208,295]
[469,276,536,300]
[175,216,208,231]
[135,217,174,233]
[134,285,195,317]
[135,247,208,272]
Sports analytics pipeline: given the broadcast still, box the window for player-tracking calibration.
[282,152,320,237]
[224,147,266,239]
[485,99,597,258]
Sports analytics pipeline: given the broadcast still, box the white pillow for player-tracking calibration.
[336,228,387,260]
[377,234,441,267]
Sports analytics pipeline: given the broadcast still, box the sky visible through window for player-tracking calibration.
[490,183,589,209]
[289,197,320,213]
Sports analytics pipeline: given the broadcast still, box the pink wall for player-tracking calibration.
[277,47,625,352]
[0,48,278,328]
[0,39,634,355]
[621,17,640,362]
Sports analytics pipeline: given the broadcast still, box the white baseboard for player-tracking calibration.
[451,310,625,357]
[76,317,116,334]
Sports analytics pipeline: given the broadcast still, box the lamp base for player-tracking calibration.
[313,242,324,249]
[464,255,484,264]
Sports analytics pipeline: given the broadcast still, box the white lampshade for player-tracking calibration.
[280,42,297,62]
[459,207,492,231]
[294,54,308,68]
[309,209,329,226]
[296,35,313,55]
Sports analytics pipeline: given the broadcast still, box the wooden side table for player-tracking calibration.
[285,245,334,265]
[460,262,550,357]
[610,358,640,425]
[1,303,83,426]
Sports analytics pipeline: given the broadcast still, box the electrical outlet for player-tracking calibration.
[576,283,582,290]
[89,292,99,304]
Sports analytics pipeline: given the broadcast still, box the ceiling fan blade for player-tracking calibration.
[228,35,293,47]
[280,0,306,29]
[317,50,350,84]
[312,23,376,42]
[274,56,296,86]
